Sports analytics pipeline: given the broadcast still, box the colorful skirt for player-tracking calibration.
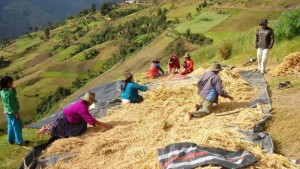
[49,111,87,138]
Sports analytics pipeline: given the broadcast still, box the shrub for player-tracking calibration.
[275,9,300,39]
[218,41,233,60]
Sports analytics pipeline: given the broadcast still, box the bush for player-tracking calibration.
[275,9,300,39]
[218,41,233,60]
[84,49,99,60]
[184,31,213,46]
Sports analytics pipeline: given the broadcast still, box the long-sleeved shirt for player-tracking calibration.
[255,27,275,49]
[0,88,20,114]
[63,100,96,125]
[154,63,164,74]
[197,71,230,104]
[121,82,147,103]
[146,62,164,78]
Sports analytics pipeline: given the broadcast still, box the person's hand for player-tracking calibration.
[16,114,20,119]
[102,122,113,129]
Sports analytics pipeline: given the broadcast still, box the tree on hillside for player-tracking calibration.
[100,2,114,16]
[44,27,50,39]
[90,3,96,14]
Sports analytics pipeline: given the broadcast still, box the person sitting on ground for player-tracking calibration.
[168,54,180,74]
[0,76,30,146]
[189,63,234,119]
[146,60,164,79]
[38,92,112,141]
[121,72,149,104]
[180,53,194,75]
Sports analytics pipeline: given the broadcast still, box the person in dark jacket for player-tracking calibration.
[121,72,149,103]
[189,63,234,119]
[255,19,275,74]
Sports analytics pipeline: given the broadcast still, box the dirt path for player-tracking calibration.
[266,74,300,159]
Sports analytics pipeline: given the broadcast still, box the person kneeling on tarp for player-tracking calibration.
[38,92,112,140]
[189,63,234,119]
[146,60,165,79]
[180,53,194,75]
[121,72,149,104]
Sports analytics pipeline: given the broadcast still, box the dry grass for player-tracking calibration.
[40,69,296,169]
[271,52,300,76]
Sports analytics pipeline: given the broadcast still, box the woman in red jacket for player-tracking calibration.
[146,60,165,79]
[180,53,194,75]
[168,54,180,74]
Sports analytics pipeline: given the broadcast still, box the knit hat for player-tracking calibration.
[259,19,268,25]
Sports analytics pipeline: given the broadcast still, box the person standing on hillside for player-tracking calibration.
[168,54,180,74]
[188,63,234,119]
[180,53,194,75]
[0,76,29,146]
[255,19,275,74]
[122,71,149,104]
[146,60,165,79]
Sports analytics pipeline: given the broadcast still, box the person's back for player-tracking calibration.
[189,63,233,119]
[146,60,164,78]
[0,88,19,114]
[63,100,96,125]
[121,82,147,103]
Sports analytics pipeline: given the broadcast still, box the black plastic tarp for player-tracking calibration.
[158,142,258,169]
[20,81,124,169]
[238,70,274,153]
[27,81,124,129]
[239,71,271,114]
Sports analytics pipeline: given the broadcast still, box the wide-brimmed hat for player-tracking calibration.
[184,53,190,58]
[152,60,160,63]
[259,19,268,25]
[81,92,97,103]
[124,71,133,80]
[211,63,223,72]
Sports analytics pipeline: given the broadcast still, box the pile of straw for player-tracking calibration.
[271,52,300,76]
[40,70,296,169]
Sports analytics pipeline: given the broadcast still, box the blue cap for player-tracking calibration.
[259,19,268,25]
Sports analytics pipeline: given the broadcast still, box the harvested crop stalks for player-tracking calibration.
[271,52,300,76]
[40,70,295,169]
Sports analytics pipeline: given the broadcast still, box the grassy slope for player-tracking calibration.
[0,1,300,168]
[175,12,230,33]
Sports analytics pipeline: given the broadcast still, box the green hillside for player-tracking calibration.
[0,0,300,168]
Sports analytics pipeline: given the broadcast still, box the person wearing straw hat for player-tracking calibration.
[37,92,112,141]
[255,19,275,74]
[121,71,149,104]
[146,60,165,79]
[189,63,234,119]
[180,53,194,75]
[168,54,180,74]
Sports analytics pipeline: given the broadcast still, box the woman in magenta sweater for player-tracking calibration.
[38,92,112,140]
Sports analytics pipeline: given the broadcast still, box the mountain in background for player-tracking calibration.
[0,0,120,41]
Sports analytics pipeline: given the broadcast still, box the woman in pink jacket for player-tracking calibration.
[38,92,112,141]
